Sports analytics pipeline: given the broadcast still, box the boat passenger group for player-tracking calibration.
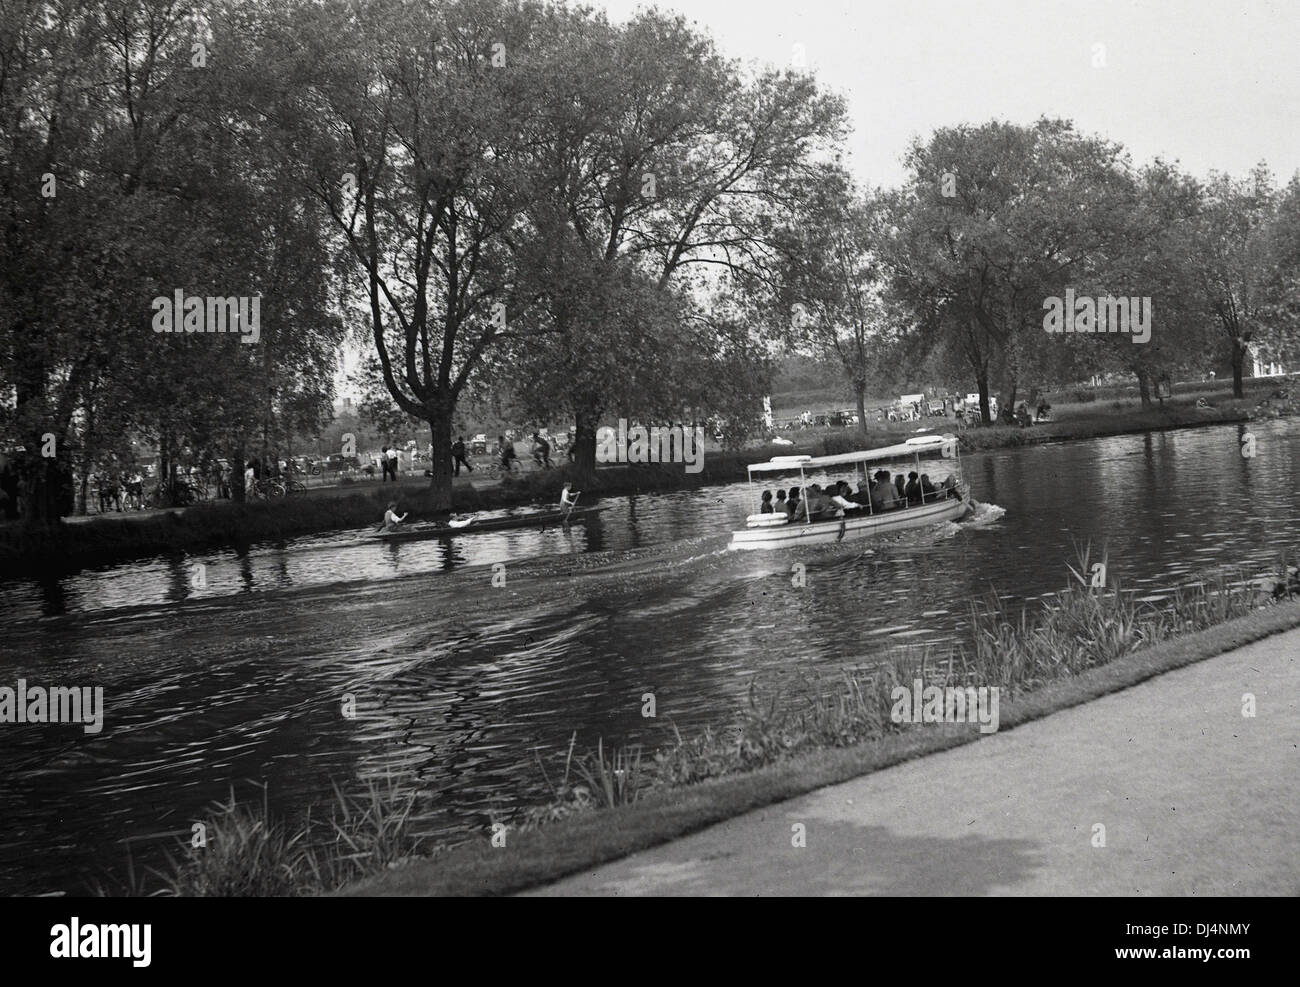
[760,469,959,523]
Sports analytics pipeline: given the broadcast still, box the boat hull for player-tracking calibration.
[372,505,606,541]
[728,497,968,550]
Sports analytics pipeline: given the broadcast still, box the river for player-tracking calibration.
[1,418,1296,894]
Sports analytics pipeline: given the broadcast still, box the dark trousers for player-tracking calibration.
[453,454,473,476]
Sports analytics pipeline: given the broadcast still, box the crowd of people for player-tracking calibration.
[758,468,960,523]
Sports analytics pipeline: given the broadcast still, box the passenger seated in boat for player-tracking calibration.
[803,484,838,521]
[774,489,787,514]
[905,472,922,505]
[893,474,907,506]
[760,490,774,513]
[785,486,802,519]
[830,481,859,512]
[941,475,959,499]
[383,501,408,531]
[870,471,891,512]
[919,473,939,502]
[852,482,873,507]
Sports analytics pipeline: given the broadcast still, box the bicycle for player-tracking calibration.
[249,476,286,499]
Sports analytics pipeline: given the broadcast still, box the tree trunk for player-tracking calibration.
[976,373,991,427]
[233,443,247,503]
[20,431,71,525]
[1137,369,1152,407]
[1231,340,1246,398]
[572,404,601,486]
[426,404,454,512]
[854,383,868,440]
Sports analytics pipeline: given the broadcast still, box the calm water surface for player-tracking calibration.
[1,419,1296,894]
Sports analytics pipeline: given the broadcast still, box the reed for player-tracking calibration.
[115,778,424,897]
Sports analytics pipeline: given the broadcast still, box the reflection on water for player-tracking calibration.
[2,419,1299,893]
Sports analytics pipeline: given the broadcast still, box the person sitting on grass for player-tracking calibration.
[383,501,407,531]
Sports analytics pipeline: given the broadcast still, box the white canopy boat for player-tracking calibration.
[728,434,971,550]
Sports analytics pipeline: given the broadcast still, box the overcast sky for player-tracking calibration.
[596,0,1300,189]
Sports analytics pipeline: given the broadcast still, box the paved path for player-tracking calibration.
[527,629,1299,896]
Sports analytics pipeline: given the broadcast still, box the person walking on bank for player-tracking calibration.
[451,436,474,477]
[386,444,400,481]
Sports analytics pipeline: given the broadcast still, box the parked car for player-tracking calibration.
[324,453,360,472]
[470,434,489,455]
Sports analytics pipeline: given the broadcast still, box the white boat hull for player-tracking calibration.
[728,496,969,550]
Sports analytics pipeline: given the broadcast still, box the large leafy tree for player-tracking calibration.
[273,0,555,510]
[1193,164,1280,397]
[882,119,1133,423]
[502,8,846,479]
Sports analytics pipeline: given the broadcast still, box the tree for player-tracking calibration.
[882,119,1134,423]
[773,167,890,438]
[1193,164,1279,397]
[504,8,847,479]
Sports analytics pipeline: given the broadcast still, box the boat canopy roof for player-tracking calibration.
[747,435,953,474]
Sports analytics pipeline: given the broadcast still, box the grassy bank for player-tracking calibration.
[1,385,1286,573]
[124,550,1298,896]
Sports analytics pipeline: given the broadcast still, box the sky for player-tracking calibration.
[595,0,1300,189]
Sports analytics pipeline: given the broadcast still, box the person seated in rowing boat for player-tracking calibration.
[383,501,408,531]
[760,490,775,514]
[560,482,580,510]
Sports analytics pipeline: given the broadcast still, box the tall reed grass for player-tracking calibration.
[109,778,424,897]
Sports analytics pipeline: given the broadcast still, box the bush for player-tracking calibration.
[1072,389,1097,403]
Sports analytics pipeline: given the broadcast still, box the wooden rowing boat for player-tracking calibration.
[371,505,607,541]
